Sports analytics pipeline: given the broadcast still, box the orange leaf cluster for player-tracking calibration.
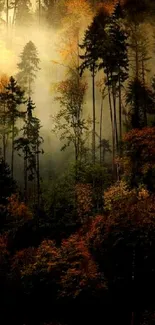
[7,194,32,221]
[86,215,105,251]
[11,233,105,299]
[96,1,115,14]
[75,183,93,219]
[123,127,155,175]
[104,181,150,211]
[61,233,104,297]
[11,247,36,275]
[86,191,155,258]
[0,74,9,93]
[56,79,87,95]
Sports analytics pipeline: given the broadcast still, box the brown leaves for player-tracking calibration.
[75,183,93,219]
[61,233,104,297]
[11,232,105,299]
[11,247,36,276]
[122,127,155,178]
[7,194,32,221]
[0,234,9,265]
[86,184,155,258]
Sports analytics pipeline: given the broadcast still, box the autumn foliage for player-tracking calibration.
[75,183,93,220]
[123,127,155,173]
[0,234,9,265]
[10,233,105,301]
[118,127,155,188]
[7,194,32,221]
[0,74,9,92]
[60,233,105,298]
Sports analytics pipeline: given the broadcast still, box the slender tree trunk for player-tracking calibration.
[24,151,28,203]
[141,56,147,126]
[100,95,103,165]
[36,142,40,206]
[141,56,145,86]
[135,26,139,80]
[111,75,118,154]
[6,0,9,32]
[92,67,96,165]
[107,74,115,175]
[75,140,78,181]
[3,133,6,162]
[11,118,15,178]
[118,74,122,144]
[38,0,41,25]
[12,1,17,27]
[3,102,6,162]
[76,29,82,167]
[28,76,31,97]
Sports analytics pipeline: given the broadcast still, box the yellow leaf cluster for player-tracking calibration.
[0,73,9,92]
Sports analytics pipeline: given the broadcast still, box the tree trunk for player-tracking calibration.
[6,0,9,32]
[118,74,122,144]
[36,142,40,207]
[3,133,6,162]
[28,76,31,97]
[141,56,147,126]
[38,0,41,25]
[24,151,28,203]
[12,1,17,27]
[100,95,103,165]
[107,74,115,176]
[92,67,96,165]
[135,25,139,79]
[111,74,118,154]
[11,118,15,178]
[3,102,6,162]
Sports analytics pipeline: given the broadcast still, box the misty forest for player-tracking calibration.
[2,0,155,324]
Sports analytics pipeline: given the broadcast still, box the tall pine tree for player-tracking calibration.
[79,10,108,165]
[15,97,43,205]
[16,41,40,96]
[5,76,25,178]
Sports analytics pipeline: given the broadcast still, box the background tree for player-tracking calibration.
[126,79,155,129]
[11,0,32,27]
[125,21,153,130]
[15,97,43,205]
[0,74,9,162]
[79,10,107,164]
[14,98,35,202]
[52,71,88,179]
[31,112,44,206]
[5,76,25,178]
[0,157,16,205]
[0,0,4,14]
[16,41,40,97]
[99,3,129,154]
[41,0,66,28]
